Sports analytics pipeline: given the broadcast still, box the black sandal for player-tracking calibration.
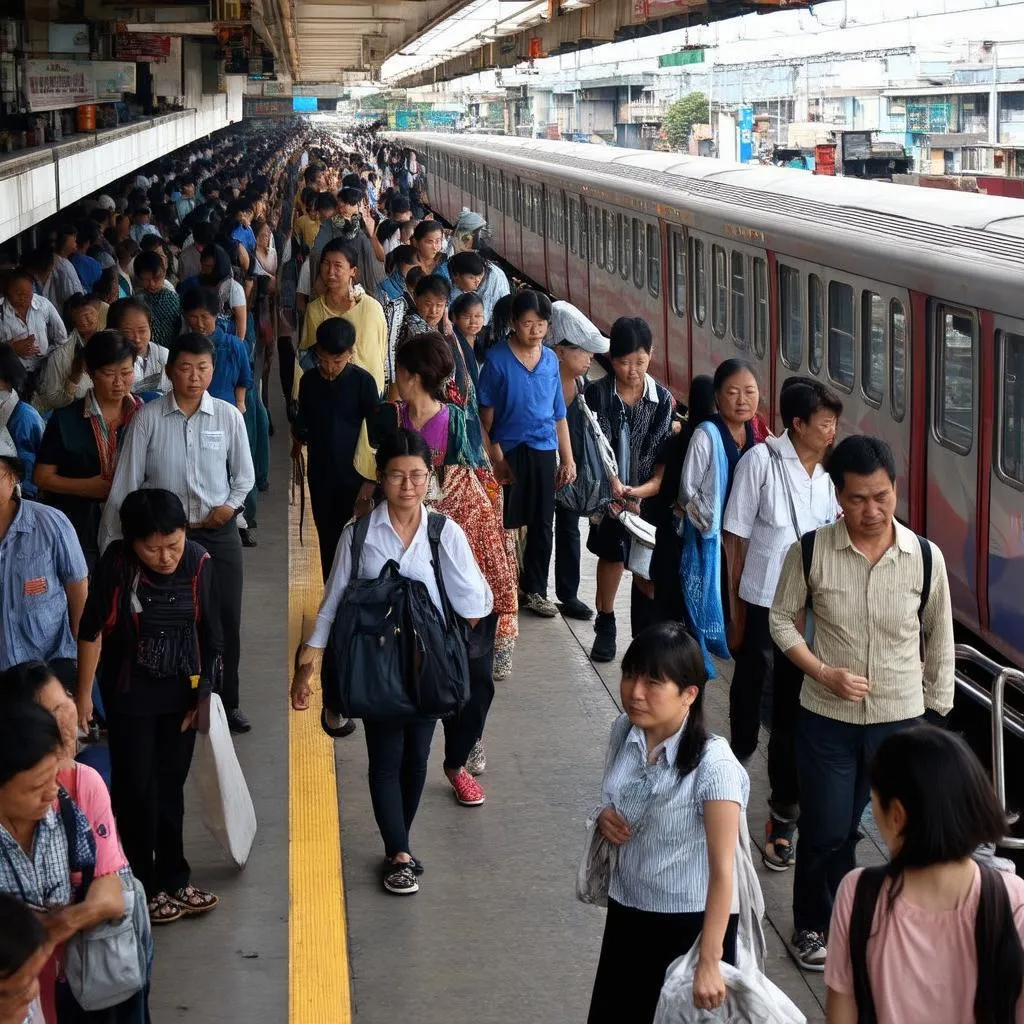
[170,884,219,916]
[321,707,357,738]
[148,891,184,925]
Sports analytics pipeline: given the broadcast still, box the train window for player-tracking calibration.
[594,206,604,269]
[619,215,631,282]
[936,307,976,454]
[539,189,547,239]
[999,331,1024,487]
[753,258,768,358]
[809,275,824,374]
[604,209,616,274]
[862,292,886,406]
[568,198,578,254]
[563,194,570,250]
[631,218,643,289]
[711,245,727,338]
[827,280,855,392]
[691,237,707,326]
[647,224,660,299]
[731,251,747,348]
[779,265,803,368]
[670,231,686,318]
[890,300,907,421]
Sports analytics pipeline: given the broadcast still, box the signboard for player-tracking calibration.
[423,109,459,128]
[262,80,291,97]
[92,61,136,101]
[243,97,293,118]
[738,106,754,162]
[659,48,704,68]
[292,95,317,113]
[48,24,90,55]
[24,59,94,111]
[113,33,171,61]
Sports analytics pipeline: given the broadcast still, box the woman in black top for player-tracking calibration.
[35,331,142,571]
[74,488,223,927]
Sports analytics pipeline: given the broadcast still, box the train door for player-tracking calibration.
[544,187,567,299]
[665,227,690,397]
[989,320,1024,667]
[926,301,981,631]
[566,194,589,316]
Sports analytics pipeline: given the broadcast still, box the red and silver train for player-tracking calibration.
[393,131,1024,684]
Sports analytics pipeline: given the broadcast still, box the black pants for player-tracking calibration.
[278,335,295,405]
[309,481,361,583]
[554,505,582,604]
[443,613,497,771]
[189,523,243,711]
[729,604,804,820]
[363,717,436,858]
[588,899,739,1024]
[107,709,196,900]
[503,445,556,598]
[56,980,150,1024]
[793,709,918,934]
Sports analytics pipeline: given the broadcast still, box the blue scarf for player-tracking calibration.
[710,415,755,505]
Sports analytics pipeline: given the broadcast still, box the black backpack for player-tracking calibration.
[849,863,1023,1024]
[555,379,614,518]
[324,512,470,721]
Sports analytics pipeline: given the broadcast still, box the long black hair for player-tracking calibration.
[619,621,708,777]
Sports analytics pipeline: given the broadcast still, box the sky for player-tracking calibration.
[380,0,1024,89]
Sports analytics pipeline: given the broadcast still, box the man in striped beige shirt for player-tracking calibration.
[769,435,955,972]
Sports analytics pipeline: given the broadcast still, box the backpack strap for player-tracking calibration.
[848,866,886,1024]
[800,529,818,612]
[974,861,1023,1024]
[349,513,372,578]
[58,788,95,896]
[426,511,456,627]
[917,533,932,629]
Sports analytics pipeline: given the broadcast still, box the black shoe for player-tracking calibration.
[239,528,258,548]
[590,612,617,663]
[320,707,357,738]
[558,597,594,621]
[226,708,252,734]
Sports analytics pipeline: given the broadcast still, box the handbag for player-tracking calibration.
[58,791,146,1012]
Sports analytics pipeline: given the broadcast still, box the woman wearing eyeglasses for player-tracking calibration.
[291,428,492,896]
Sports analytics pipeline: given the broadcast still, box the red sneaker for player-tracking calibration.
[449,768,486,806]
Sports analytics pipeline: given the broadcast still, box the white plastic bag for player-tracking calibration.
[193,694,257,868]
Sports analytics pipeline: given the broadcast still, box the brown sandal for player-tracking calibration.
[170,884,219,916]
[148,891,184,925]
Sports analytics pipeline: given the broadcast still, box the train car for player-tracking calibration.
[394,131,1024,694]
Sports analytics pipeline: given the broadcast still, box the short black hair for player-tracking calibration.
[168,332,216,365]
[405,266,425,291]
[341,173,362,191]
[181,287,220,318]
[107,297,151,331]
[315,317,357,355]
[412,220,443,241]
[314,192,338,213]
[76,219,101,247]
[450,292,484,320]
[779,376,844,430]
[389,196,411,216]
[414,274,451,302]
[0,700,61,787]
[375,426,432,475]
[395,331,454,395]
[0,892,47,980]
[55,222,77,248]
[119,487,188,542]
[385,244,417,277]
[713,357,757,393]
[609,316,653,359]
[133,250,164,278]
[0,661,57,705]
[827,435,896,492]
[510,289,552,323]
[338,187,362,208]
[63,292,100,322]
[138,233,164,254]
[320,238,360,273]
[84,330,135,374]
[193,221,217,247]
[93,267,118,300]
[449,251,485,278]
[0,346,26,391]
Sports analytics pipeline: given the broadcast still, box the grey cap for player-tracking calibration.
[454,207,487,235]
[548,301,609,354]
[96,194,116,212]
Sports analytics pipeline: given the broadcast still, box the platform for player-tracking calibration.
[143,392,890,1023]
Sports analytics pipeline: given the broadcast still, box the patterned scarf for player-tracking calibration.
[85,390,142,481]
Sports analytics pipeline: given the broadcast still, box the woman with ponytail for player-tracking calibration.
[825,725,1024,1023]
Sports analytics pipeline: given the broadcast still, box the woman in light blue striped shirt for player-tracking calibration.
[588,622,749,1023]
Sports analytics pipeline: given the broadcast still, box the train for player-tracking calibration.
[390,130,1024,699]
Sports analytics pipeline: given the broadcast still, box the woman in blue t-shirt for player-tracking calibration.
[477,290,576,618]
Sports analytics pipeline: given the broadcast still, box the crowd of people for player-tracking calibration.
[0,120,1021,1024]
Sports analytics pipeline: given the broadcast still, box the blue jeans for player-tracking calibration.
[793,708,918,935]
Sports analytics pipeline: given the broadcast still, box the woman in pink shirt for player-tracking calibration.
[826,725,1024,1024]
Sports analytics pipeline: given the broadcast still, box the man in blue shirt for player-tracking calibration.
[0,348,44,498]
[477,290,577,618]
[0,451,89,675]
[229,199,257,257]
[180,288,253,410]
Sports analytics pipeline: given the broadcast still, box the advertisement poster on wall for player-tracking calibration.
[23,59,94,111]
[93,62,136,101]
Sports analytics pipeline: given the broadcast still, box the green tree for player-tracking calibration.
[663,91,709,150]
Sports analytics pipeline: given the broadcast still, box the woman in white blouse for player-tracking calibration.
[589,621,749,1023]
[291,428,493,897]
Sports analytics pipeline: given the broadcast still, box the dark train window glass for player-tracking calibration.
[999,331,1024,486]
[731,251,747,348]
[691,237,707,325]
[862,291,886,405]
[580,203,589,261]
[670,231,686,318]
[711,244,727,337]
[809,275,824,374]
[936,307,975,454]
[569,198,578,254]
[619,215,631,281]
[753,257,768,358]
[890,300,907,421]
[828,280,855,391]
[563,193,570,249]
[604,209,616,274]
[594,206,604,268]
[634,220,646,290]
[779,265,803,368]
[647,224,660,298]
[538,189,546,239]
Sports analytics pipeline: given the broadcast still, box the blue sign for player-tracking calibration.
[738,106,754,163]
[292,96,317,113]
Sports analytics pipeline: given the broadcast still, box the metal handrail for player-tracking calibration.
[955,643,1024,850]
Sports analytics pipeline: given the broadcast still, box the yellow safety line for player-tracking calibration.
[288,487,351,1024]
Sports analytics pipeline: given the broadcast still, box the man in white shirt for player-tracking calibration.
[722,377,842,872]
[0,269,68,380]
[100,332,256,733]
